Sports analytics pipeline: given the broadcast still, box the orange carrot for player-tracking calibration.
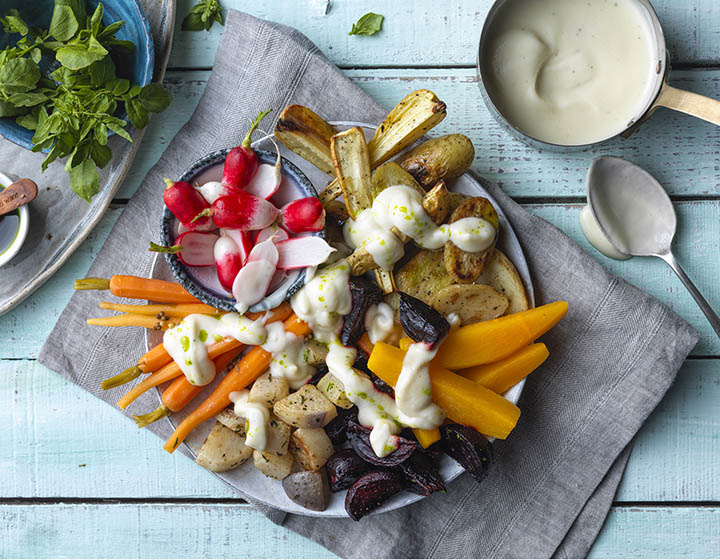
[133,346,245,428]
[101,303,291,390]
[163,314,311,453]
[74,275,200,304]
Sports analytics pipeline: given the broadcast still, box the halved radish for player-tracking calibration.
[268,269,289,292]
[256,224,290,245]
[245,163,281,200]
[164,179,214,231]
[232,238,279,313]
[275,237,336,270]
[280,197,325,233]
[196,181,230,204]
[223,229,253,264]
[149,231,219,267]
[196,191,279,230]
[214,236,242,292]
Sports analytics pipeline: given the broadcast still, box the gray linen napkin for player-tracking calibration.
[39,11,698,558]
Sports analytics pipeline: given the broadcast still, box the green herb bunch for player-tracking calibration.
[0,0,172,201]
[182,0,224,32]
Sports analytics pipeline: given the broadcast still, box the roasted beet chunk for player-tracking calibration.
[326,449,373,492]
[399,452,445,496]
[307,365,329,386]
[345,470,405,521]
[369,372,395,398]
[324,406,357,445]
[398,292,450,347]
[347,420,418,466]
[340,277,383,346]
[440,424,494,483]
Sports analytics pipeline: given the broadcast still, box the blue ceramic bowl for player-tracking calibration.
[162,149,325,313]
[0,0,154,150]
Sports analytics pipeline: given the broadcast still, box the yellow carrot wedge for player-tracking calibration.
[368,342,520,439]
[75,275,200,304]
[414,428,441,448]
[459,343,549,394]
[403,301,567,370]
[117,337,244,410]
[99,301,220,317]
[163,314,311,453]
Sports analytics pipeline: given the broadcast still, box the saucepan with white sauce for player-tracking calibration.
[477,0,720,149]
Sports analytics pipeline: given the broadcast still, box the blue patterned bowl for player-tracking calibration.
[161,148,324,312]
[0,0,154,150]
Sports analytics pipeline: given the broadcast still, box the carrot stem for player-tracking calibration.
[101,366,142,390]
[134,405,170,428]
[87,314,177,330]
[74,277,111,290]
[98,301,220,317]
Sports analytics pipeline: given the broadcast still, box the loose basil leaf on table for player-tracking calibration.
[348,12,384,36]
[182,0,225,32]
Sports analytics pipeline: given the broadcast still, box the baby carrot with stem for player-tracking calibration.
[133,345,245,428]
[163,314,311,453]
[74,275,200,304]
[100,302,292,390]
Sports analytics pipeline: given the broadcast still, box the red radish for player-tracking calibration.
[214,236,242,292]
[256,224,289,245]
[163,178,214,231]
[281,197,325,233]
[196,181,230,204]
[223,229,253,264]
[245,163,281,200]
[268,269,289,292]
[149,231,219,267]
[222,108,272,189]
[195,191,279,230]
[275,237,336,269]
[231,238,279,313]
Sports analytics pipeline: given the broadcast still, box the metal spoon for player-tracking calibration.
[587,156,720,337]
[0,178,38,217]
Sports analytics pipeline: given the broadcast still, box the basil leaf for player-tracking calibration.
[97,20,124,39]
[16,111,38,130]
[90,141,112,168]
[56,41,105,70]
[49,5,78,42]
[126,98,149,129]
[7,91,48,107]
[2,10,29,36]
[182,0,224,32]
[0,57,40,93]
[90,3,104,34]
[94,123,108,145]
[181,11,205,32]
[106,121,132,142]
[111,78,130,95]
[69,158,99,202]
[138,83,172,113]
[88,57,115,87]
[348,13,384,36]
[0,99,23,117]
[30,48,42,63]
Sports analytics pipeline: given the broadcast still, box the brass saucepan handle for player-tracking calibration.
[654,84,720,127]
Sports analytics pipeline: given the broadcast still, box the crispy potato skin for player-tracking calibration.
[400,134,475,189]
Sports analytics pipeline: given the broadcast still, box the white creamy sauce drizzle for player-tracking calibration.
[364,302,395,344]
[395,341,445,429]
[344,185,495,270]
[261,321,315,389]
[163,313,268,385]
[229,389,270,450]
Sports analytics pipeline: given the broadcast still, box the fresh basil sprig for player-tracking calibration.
[182,0,224,32]
[348,12,384,36]
[0,1,172,202]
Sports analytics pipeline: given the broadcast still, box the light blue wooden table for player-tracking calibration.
[2,1,719,557]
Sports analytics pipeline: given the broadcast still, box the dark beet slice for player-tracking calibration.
[440,424,494,483]
[340,277,383,346]
[399,452,445,496]
[345,470,406,521]
[326,449,373,492]
[398,292,449,347]
[324,406,357,445]
[347,420,418,466]
[369,372,395,398]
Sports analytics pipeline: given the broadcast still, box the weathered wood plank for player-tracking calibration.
[4,200,718,359]
[0,502,717,558]
[2,358,717,501]
[167,0,720,69]
[117,68,720,200]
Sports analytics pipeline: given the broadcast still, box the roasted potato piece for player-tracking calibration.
[316,372,354,409]
[432,284,509,325]
[249,371,290,407]
[265,415,293,455]
[290,428,335,471]
[274,105,336,175]
[303,338,329,367]
[400,134,475,189]
[216,407,246,436]
[330,127,374,218]
[196,422,252,473]
[371,161,425,198]
[282,470,331,512]
[273,384,338,428]
[476,249,529,314]
[253,449,294,480]
[444,197,499,283]
[395,249,454,305]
